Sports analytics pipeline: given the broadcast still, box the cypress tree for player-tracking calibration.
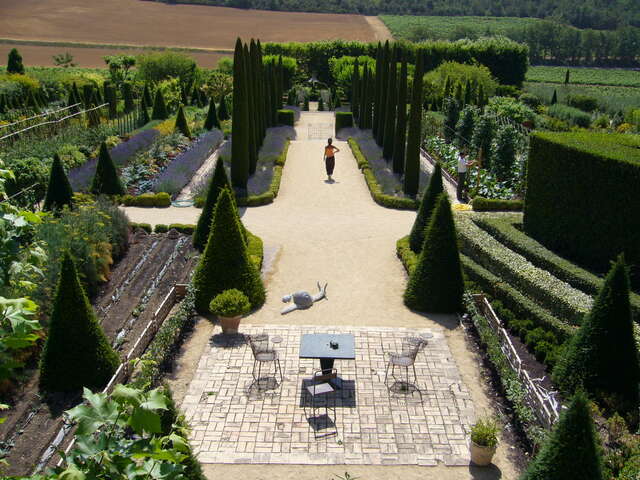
[372,43,383,138]
[403,52,423,197]
[189,84,198,106]
[404,193,464,312]
[552,255,640,414]
[193,157,231,251]
[244,43,258,176]
[276,55,284,109]
[442,76,453,101]
[204,99,221,130]
[39,253,119,393]
[7,48,25,74]
[174,104,191,138]
[392,54,408,173]
[231,39,250,192]
[192,187,265,314]
[455,104,479,148]
[122,82,134,113]
[471,114,497,168]
[143,83,152,106]
[0,94,5,114]
[140,96,150,125]
[250,40,263,150]
[408,163,444,253]
[382,46,398,160]
[43,154,74,212]
[87,91,101,128]
[564,69,571,85]
[454,82,464,104]
[218,94,230,121]
[151,88,168,120]
[351,58,360,122]
[375,41,390,146]
[463,79,473,105]
[551,89,558,105]
[477,83,486,107]
[106,85,117,120]
[270,66,279,125]
[358,65,368,128]
[519,392,604,480]
[333,89,342,108]
[91,142,125,195]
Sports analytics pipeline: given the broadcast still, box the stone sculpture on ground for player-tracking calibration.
[281,282,328,314]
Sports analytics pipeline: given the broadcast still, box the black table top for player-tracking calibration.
[299,333,356,360]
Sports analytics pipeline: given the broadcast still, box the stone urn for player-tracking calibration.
[209,289,251,335]
[218,315,242,335]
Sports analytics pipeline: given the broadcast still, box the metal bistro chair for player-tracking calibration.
[305,368,338,438]
[384,337,426,390]
[248,334,283,384]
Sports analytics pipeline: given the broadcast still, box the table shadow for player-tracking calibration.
[298,378,356,408]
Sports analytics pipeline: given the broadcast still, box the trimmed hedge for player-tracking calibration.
[130,222,152,233]
[277,109,295,126]
[122,192,171,207]
[474,214,640,321]
[457,213,592,325]
[236,140,290,207]
[472,197,523,211]
[524,132,640,290]
[335,112,353,136]
[348,138,419,210]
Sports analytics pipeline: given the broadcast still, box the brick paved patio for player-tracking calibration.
[181,325,474,466]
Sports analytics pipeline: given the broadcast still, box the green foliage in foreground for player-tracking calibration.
[39,253,119,392]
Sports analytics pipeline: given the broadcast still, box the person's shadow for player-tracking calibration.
[324,179,339,184]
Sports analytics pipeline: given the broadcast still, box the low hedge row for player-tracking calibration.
[122,192,171,207]
[130,222,152,233]
[397,234,574,341]
[348,138,419,210]
[277,109,295,126]
[154,223,196,234]
[474,214,640,321]
[472,197,523,212]
[235,140,291,207]
[456,213,592,325]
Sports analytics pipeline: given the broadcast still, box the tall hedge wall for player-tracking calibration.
[263,37,528,86]
[523,132,640,289]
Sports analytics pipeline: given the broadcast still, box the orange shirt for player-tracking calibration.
[325,146,336,157]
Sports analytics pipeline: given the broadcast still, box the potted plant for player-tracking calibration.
[469,416,499,466]
[209,289,251,334]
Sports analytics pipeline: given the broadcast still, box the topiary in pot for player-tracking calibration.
[209,288,251,334]
[470,416,499,466]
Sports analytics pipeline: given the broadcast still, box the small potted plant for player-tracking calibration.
[469,416,499,466]
[209,289,251,334]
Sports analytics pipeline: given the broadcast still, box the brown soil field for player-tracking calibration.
[0,43,230,68]
[0,0,380,50]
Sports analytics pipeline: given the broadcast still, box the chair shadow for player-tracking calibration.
[307,414,337,437]
[469,463,502,479]
[209,332,248,349]
[244,377,281,400]
[298,378,357,408]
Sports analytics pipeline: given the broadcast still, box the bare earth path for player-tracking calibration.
[364,16,395,41]
[126,112,520,479]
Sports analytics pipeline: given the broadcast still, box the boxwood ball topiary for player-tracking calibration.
[192,187,265,314]
[409,162,443,253]
[519,392,604,480]
[43,153,74,212]
[39,253,120,392]
[404,193,464,312]
[91,142,125,195]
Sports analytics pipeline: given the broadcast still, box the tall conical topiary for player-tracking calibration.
[551,89,558,105]
[122,82,134,113]
[43,154,74,212]
[404,193,463,312]
[463,79,473,105]
[408,163,444,253]
[193,157,230,251]
[392,54,408,173]
[151,88,168,120]
[382,46,398,160]
[174,105,191,137]
[7,48,25,74]
[552,255,640,414]
[218,94,230,121]
[204,99,221,130]
[91,142,125,195]
[403,52,423,197]
[519,392,604,480]
[143,82,153,106]
[372,43,382,138]
[140,96,150,124]
[39,253,119,392]
[192,187,265,314]
[351,58,360,121]
[231,38,250,192]
[375,41,390,146]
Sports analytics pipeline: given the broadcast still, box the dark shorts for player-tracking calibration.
[325,156,335,175]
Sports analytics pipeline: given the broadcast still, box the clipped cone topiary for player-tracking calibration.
[143,83,153,106]
[91,142,125,195]
[204,99,221,130]
[140,96,150,124]
[43,154,74,212]
[408,163,444,253]
[192,187,265,314]
[404,193,464,312]
[39,253,119,392]
[7,48,24,74]
[174,105,191,137]
[193,157,230,251]
[552,255,640,414]
[519,392,604,480]
[218,94,230,121]
[152,88,168,120]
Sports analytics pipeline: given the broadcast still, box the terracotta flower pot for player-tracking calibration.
[219,315,242,334]
[470,440,496,466]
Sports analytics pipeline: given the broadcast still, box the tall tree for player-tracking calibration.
[91,142,125,195]
[358,65,368,129]
[39,253,119,392]
[122,82,134,113]
[403,52,423,197]
[7,48,24,74]
[231,39,250,192]
[372,44,383,139]
[408,163,444,253]
[351,58,360,123]
[244,43,257,175]
[392,54,408,174]
[375,41,390,146]
[43,154,74,212]
[382,46,398,160]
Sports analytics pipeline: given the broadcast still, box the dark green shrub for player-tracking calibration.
[39,253,119,392]
[192,187,265,313]
[122,82,134,113]
[204,100,221,130]
[277,109,294,126]
[155,224,169,233]
[443,97,460,144]
[7,48,24,74]
[519,392,604,480]
[335,112,353,135]
[548,104,591,128]
[121,193,170,207]
[491,124,519,181]
[392,57,408,174]
[471,114,497,165]
[43,154,74,212]
[151,89,168,120]
[318,96,325,111]
[209,289,251,317]
[174,105,191,138]
[91,142,125,195]
[409,162,443,253]
[523,132,640,289]
[404,193,464,312]
[403,53,423,197]
[168,223,195,234]
[303,97,309,111]
[218,95,230,121]
[130,222,152,233]
[193,157,231,251]
[519,93,542,109]
[567,94,599,113]
[455,104,478,147]
[553,255,640,414]
[551,89,558,105]
[471,197,523,211]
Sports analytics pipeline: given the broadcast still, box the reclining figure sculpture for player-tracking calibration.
[281,282,328,314]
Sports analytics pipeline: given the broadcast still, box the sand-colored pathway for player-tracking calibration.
[126,112,520,479]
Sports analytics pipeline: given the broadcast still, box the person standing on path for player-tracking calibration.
[456,150,475,202]
[323,138,340,182]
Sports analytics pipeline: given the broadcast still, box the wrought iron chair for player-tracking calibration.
[384,337,426,389]
[248,334,283,384]
[305,368,338,438]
